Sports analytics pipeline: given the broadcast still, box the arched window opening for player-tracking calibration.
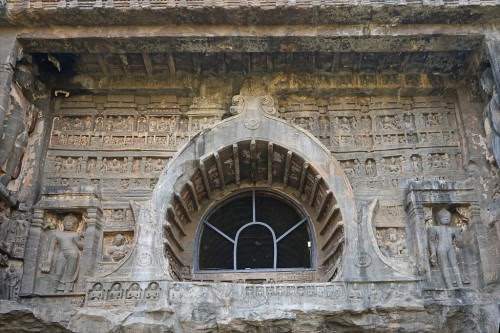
[197,190,313,272]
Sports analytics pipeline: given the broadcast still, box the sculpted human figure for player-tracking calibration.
[410,155,422,172]
[381,228,406,257]
[89,283,104,301]
[40,214,85,293]
[428,208,463,288]
[145,282,160,300]
[4,265,20,300]
[126,283,141,300]
[365,159,376,177]
[108,283,122,300]
[103,233,130,262]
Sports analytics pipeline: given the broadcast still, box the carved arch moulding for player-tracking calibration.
[100,93,360,284]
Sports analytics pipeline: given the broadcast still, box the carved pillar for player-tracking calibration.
[484,39,500,165]
[405,194,429,280]
[486,39,500,96]
[78,207,103,289]
[0,33,19,143]
[20,208,43,295]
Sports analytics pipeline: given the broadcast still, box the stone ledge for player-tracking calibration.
[1,3,500,26]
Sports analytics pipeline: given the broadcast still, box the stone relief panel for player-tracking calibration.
[38,212,86,293]
[0,204,29,258]
[42,91,468,284]
[278,96,461,156]
[424,206,472,289]
[0,255,22,300]
[101,232,133,263]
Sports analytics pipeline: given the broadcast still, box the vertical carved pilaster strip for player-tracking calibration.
[267,142,273,185]
[214,152,225,190]
[233,143,240,186]
[283,151,293,187]
[308,175,322,207]
[199,162,212,198]
[250,140,256,183]
[298,162,309,195]
[186,181,199,211]
[405,192,430,284]
[0,34,18,144]
[79,208,102,290]
[20,209,44,295]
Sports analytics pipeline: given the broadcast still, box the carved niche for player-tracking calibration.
[405,181,486,290]
[21,187,103,295]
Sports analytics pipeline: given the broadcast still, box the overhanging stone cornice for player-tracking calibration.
[16,33,485,54]
[1,2,500,27]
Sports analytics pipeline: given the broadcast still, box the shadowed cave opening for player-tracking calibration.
[198,190,312,271]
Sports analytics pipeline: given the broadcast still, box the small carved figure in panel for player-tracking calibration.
[63,157,77,172]
[428,208,463,289]
[101,158,108,172]
[0,214,28,256]
[318,116,330,136]
[89,283,104,301]
[384,156,403,174]
[403,113,415,131]
[338,117,351,131]
[95,117,104,132]
[149,117,158,132]
[126,116,135,131]
[87,158,96,173]
[109,158,122,173]
[73,118,83,131]
[379,228,407,257]
[80,135,89,146]
[365,159,377,177]
[359,115,371,130]
[145,282,160,300]
[40,214,84,293]
[84,116,93,131]
[126,283,141,300]
[145,158,153,172]
[381,115,399,130]
[428,153,450,169]
[108,283,123,300]
[2,265,21,300]
[153,158,164,172]
[410,155,423,172]
[115,116,126,131]
[112,209,124,221]
[132,158,141,173]
[137,117,148,132]
[425,113,441,127]
[105,117,114,132]
[120,179,129,189]
[103,234,130,262]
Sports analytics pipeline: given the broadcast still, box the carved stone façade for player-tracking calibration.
[0,3,499,331]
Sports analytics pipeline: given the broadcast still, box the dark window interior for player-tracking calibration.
[198,190,312,271]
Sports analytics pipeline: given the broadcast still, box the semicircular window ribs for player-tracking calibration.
[163,140,346,281]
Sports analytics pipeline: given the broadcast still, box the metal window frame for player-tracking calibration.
[196,189,314,273]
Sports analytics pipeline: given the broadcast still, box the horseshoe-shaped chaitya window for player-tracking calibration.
[162,139,346,282]
[197,189,313,272]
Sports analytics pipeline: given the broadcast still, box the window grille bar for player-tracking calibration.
[276,217,307,242]
[203,220,235,244]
